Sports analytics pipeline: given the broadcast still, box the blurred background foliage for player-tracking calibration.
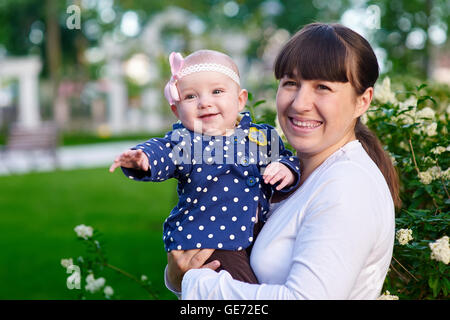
[0,0,448,73]
[0,0,448,101]
[0,0,448,139]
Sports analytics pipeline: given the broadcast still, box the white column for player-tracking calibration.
[106,58,127,133]
[0,57,42,128]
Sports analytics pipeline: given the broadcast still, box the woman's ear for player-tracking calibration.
[355,87,373,118]
[238,89,248,112]
[170,104,179,118]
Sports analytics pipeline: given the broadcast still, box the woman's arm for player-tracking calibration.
[177,163,384,299]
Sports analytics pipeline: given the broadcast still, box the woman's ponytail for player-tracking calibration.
[355,119,401,209]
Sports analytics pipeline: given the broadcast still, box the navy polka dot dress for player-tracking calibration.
[121,112,300,251]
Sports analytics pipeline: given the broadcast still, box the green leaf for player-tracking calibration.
[412,188,424,199]
[253,100,266,108]
[416,84,427,91]
[428,276,440,297]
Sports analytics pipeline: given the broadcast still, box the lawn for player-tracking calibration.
[0,167,178,299]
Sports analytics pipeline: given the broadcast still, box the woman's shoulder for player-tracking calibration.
[312,141,389,195]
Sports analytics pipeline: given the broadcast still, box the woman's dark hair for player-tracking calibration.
[274,22,401,208]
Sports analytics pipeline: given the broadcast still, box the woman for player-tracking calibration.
[165,22,400,299]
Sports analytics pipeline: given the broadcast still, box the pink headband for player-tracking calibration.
[163,52,240,105]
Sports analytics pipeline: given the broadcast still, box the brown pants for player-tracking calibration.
[204,221,263,284]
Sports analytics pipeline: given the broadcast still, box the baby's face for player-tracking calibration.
[171,71,247,136]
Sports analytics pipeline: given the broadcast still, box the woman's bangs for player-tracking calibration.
[275,26,350,83]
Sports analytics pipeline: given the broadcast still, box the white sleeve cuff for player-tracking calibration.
[164,265,182,299]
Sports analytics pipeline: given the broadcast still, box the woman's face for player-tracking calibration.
[276,74,369,160]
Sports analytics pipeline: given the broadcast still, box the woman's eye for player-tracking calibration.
[283,80,297,87]
[318,84,331,90]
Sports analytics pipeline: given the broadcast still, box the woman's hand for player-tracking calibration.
[167,249,220,292]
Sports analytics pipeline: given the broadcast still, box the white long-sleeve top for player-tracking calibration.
[176,140,395,300]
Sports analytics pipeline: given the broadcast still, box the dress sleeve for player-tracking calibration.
[121,134,185,182]
[181,163,379,299]
[267,126,301,193]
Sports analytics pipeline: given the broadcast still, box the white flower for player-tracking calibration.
[398,96,418,110]
[141,274,148,282]
[416,107,435,121]
[394,96,417,125]
[396,228,413,245]
[399,141,409,151]
[430,146,446,155]
[388,152,397,166]
[61,258,74,268]
[425,122,437,136]
[74,224,94,240]
[442,167,450,180]
[427,166,442,180]
[374,77,397,104]
[418,171,433,185]
[377,290,399,300]
[85,273,106,293]
[429,236,449,265]
[360,112,369,125]
[104,286,114,298]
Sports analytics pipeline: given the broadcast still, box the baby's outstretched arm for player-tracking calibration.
[262,162,295,191]
[109,149,149,173]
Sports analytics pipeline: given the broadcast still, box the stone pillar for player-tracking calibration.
[106,58,127,133]
[102,35,127,134]
[0,56,42,128]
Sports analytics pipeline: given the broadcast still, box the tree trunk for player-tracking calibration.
[45,0,62,123]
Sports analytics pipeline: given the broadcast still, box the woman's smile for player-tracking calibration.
[288,117,323,133]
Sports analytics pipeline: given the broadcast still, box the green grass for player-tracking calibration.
[0,167,178,299]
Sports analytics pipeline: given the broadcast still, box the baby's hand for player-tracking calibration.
[262,162,295,191]
[109,149,149,173]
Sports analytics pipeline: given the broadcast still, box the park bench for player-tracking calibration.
[2,122,60,168]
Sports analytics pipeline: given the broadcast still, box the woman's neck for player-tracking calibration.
[298,134,357,185]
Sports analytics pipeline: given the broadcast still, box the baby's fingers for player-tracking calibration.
[275,176,290,190]
[266,170,285,186]
[262,163,279,184]
[109,160,121,173]
[109,154,124,172]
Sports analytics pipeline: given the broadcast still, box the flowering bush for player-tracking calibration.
[61,225,158,299]
[366,77,449,299]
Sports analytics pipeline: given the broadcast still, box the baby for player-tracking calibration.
[109,50,300,283]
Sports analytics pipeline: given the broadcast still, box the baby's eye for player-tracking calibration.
[212,89,224,94]
[184,94,196,100]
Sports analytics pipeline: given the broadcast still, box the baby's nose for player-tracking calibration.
[198,96,213,108]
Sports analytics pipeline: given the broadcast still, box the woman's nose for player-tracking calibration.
[291,86,314,112]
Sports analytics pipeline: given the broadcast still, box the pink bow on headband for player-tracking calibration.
[164,52,184,105]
